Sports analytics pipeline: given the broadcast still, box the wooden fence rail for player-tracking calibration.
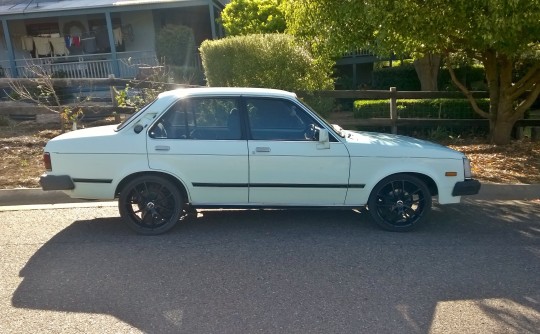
[301,88,539,136]
[1,81,538,138]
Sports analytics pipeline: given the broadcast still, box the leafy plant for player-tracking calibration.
[155,25,196,67]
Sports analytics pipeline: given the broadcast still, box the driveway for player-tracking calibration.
[0,199,539,333]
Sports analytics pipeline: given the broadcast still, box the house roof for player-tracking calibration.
[0,0,229,18]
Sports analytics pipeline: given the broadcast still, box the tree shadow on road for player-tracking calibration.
[11,203,540,333]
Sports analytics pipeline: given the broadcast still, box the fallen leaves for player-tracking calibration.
[448,139,540,184]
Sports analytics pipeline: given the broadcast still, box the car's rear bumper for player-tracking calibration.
[40,174,75,191]
[452,179,481,196]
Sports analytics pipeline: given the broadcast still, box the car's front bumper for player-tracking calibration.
[452,179,481,196]
[40,174,75,191]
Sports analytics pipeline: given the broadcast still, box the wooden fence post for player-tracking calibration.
[390,87,398,134]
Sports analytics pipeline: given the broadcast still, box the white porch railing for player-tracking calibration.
[0,50,158,79]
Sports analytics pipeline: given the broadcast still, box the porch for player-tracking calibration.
[0,50,160,79]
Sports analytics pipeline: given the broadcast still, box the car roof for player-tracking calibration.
[158,87,298,100]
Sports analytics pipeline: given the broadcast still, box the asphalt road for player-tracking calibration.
[1,200,539,333]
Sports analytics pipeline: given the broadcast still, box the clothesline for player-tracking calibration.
[19,28,124,57]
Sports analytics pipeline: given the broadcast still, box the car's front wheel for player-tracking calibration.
[367,174,431,232]
[119,175,183,235]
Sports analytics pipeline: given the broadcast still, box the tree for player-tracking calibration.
[285,0,540,144]
[221,0,286,36]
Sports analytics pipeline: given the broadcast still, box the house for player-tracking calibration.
[0,0,229,79]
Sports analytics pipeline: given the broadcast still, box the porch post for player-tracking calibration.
[208,0,217,39]
[105,11,120,77]
[1,19,18,78]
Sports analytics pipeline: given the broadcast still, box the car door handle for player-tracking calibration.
[255,147,271,153]
[155,145,170,151]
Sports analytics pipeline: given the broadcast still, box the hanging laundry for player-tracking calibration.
[64,35,71,48]
[21,36,34,51]
[51,37,69,56]
[113,27,123,46]
[33,37,51,56]
[72,36,81,47]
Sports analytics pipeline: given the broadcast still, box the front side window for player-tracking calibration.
[246,98,321,141]
[149,97,241,140]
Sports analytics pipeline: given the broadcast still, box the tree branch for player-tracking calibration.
[508,62,540,97]
[446,58,490,119]
[509,67,540,100]
[515,82,540,119]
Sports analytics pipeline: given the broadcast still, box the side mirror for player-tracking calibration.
[317,128,330,149]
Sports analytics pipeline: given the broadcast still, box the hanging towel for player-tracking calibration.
[51,37,69,56]
[113,27,123,46]
[33,37,51,56]
[72,36,81,47]
[21,36,34,51]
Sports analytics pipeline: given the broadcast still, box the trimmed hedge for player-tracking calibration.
[199,33,333,91]
[354,99,489,119]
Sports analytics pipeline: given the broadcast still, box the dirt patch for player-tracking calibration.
[1,122,539,189]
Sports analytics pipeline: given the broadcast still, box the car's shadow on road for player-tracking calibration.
[12,201,540,333]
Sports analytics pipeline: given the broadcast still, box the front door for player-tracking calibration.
[245,97,350,206]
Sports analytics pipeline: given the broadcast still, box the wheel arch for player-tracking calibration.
[372,172,439,197]
[404,172,438,197]
[115,171,190,202]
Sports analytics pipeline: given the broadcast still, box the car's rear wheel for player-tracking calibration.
[367,174,431,231]
[119,175,183,235]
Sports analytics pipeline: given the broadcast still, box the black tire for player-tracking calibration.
[119,175,183,235]
[367,174,431,232]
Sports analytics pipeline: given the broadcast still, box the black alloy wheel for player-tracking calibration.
[119,175,183,235]
[367,174,431,231]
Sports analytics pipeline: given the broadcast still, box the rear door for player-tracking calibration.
[147,97,249,205]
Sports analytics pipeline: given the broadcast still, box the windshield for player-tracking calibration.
[115,99,157,131]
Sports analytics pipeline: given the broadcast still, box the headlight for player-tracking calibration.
[463,157,473,179]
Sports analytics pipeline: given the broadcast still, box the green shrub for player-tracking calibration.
[168,66,204,85]
[372,64,420,91]
[199,33,333,91]
[354,98,489,119]
[156,24,196,67]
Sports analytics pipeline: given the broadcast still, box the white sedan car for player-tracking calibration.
[40,87,480,234]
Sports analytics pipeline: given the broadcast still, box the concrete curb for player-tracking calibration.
[0,183,538,207]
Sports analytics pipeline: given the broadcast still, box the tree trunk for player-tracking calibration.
[413,54,441,91]
[490,118,515,145]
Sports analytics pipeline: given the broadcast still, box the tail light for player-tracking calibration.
[43,152,52,171]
